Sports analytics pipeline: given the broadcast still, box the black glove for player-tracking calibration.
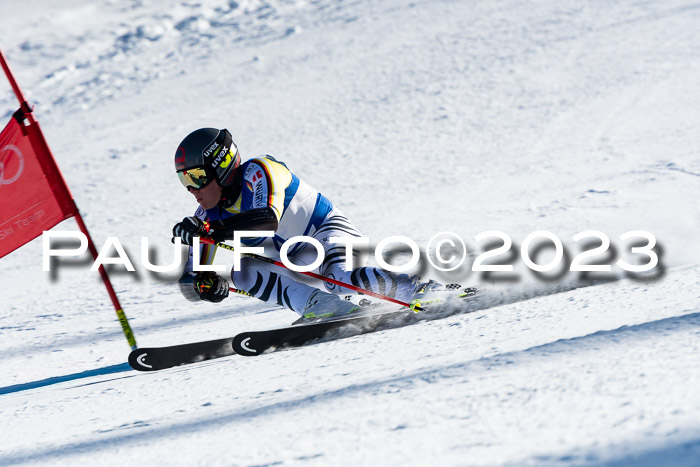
[193,272,229,303]
[173,216,207,246]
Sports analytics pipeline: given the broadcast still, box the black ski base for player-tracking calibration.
[128,337,234,371]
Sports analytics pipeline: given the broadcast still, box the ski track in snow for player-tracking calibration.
[1,0,700,465]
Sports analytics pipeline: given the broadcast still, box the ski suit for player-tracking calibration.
[179,156,415,314]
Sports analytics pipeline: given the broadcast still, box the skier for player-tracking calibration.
[172,127,438,320]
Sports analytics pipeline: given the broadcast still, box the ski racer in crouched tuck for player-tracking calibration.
[172,127,442,322]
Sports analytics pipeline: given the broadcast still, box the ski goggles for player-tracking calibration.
[177,167,212,190]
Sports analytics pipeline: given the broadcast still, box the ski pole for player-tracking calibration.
[199,238,422,311]
[229,287,252,297]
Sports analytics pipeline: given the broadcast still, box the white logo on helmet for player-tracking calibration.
[211,146,230,168]
[0,145,25,187]
[203,141,220,159]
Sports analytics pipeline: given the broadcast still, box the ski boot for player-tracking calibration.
[294,290,361,324]
[409,279,445,311]
[409,280,478,312]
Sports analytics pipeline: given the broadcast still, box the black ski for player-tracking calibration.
[128,337,234,371]
[233,287,478,356]
[128,305,442,369]
[129,287,478,368]
[127,310,407,370]
[232,308,414,356]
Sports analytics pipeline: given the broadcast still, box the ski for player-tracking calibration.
[128,286,477,369]
[232,307,414,356]
[232,287,478,356]
[127,308,406,370]
[128,337,234,371]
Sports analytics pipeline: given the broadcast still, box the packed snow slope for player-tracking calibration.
[1,0,700,465]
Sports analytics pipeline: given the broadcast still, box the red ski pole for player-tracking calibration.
[199,238,420,310]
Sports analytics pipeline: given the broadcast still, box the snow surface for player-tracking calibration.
[1,0,700,465]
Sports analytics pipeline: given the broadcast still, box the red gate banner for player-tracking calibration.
[0,47,137,349]
[0,113,77,258]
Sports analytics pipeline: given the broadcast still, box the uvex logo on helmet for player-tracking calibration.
[203,141,220,159]
[211,146,232,168]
